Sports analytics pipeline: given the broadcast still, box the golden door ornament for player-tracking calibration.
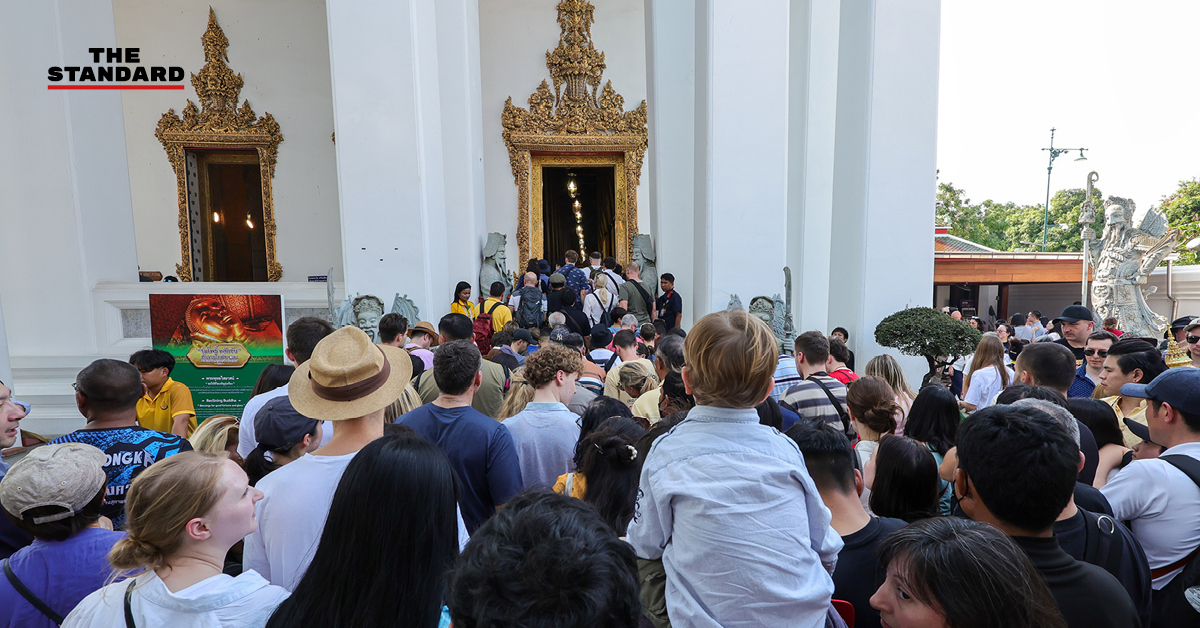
[156,8,284,281]
[501,0,647,265]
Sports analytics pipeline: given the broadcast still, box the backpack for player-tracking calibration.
[515,285,544,328]
[473,301,503,354]
[590,291,616,327]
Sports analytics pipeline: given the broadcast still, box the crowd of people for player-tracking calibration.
[2,250,1200,627]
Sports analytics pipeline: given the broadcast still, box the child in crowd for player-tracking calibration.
[627,310,842,627]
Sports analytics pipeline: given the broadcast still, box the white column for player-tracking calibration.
[787,0,841,334]
[694,0,793,314]
[829,0,940,380]
[0,293,10,386]
[326,0,484,319]
[644,0,696,328]
[0,0,138,359]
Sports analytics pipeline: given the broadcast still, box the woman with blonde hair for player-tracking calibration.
[864,354,917,434]
[189,414,242,464]
[497,368,534,420]
[583,273,619,327]
[617,360,659,402]
[384,384,425,423]
[65,451,288,627]
[961,335,1010,412]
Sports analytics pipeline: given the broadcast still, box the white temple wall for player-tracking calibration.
[479,0,649,269]
[113,0,344,282]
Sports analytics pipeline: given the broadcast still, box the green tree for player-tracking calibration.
[935,182,1012,250]
[1160,178,1200,266]
[875,307,982,386]
[1005,188,1105,252]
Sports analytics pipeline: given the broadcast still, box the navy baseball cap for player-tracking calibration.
[1120,367,1200,416]
[1053,305,1094,324]
[548,327,570,344]
[255,396,320,451]
[1124,417,1154,444]
[512,329,534,344]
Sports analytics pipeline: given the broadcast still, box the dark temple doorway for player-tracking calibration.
[542,167,616,262]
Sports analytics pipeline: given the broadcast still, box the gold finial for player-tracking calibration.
[1165,339,1194,369]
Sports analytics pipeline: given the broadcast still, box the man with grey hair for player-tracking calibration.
[632,335,685,422]
[618,261,656,325]
[548,312,567,329]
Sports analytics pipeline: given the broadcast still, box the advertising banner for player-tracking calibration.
[149,294,284,421]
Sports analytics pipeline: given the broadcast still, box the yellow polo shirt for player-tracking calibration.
[1102,395,1148,449]
[136,377,197,436]
[482,297,512,332]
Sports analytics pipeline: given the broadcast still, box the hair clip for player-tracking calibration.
[626,445,638,461]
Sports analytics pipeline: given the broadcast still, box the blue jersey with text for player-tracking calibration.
[51,427,191,529]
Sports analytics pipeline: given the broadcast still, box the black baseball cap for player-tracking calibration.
[512,329,534,344]
[1123,417,1155,444]
[1053,305,1094,324]
[255,396,319,451]
[1169,316,1198,331]
[1120,367,1200,417]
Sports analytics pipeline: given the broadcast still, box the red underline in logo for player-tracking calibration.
[47,85,185,90]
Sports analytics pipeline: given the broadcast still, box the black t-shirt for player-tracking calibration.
[561,305,591,336]
[1055,337,1087,362]
[655,290,683,329]
[833,516,908,628]
[1076,420,1100,486]
[1073,481,1112,516]
[547,289,563,314]
[1053,508,1152,628]
[1012,535,1141,628]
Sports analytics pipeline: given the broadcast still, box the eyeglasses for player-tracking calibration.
[1083,349,1108,357]
[1188,335,1200,345]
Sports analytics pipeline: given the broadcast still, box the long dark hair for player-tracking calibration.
[878,517,1067,628]
[904,384,959,456]
[575,396,633,468]
[869,435,941,523]
[578,417,646,535]
[250,363,295,398]
[1066,398,1124,450]
[453,281,472,304]
[266,433,460,628]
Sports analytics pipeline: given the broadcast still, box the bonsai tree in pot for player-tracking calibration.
[875,307,982,387]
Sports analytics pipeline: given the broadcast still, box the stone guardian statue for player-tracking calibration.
[1089,196,1179,339]
[632,234,658,298]
[479,233,512,300]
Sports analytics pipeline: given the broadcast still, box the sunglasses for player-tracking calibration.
[1188,335,1200,344]
[1083,349,1108,357]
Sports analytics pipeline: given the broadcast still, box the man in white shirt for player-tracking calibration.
[1100,367,1200,627]
[238,316,335,459]
[243,325,413,590]
[600,256,625,288]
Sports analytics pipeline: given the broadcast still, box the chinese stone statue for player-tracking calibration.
[334,294,386,343]
[479,232,512,300]
[1089,196,1179,339]
[632,234,658,298]
[391,294,421,329]
[727,268,796,355]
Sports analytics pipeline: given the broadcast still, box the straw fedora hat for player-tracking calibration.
[288,326,411,420]
[410,321,441,347]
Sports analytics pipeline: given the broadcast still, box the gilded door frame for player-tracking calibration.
[527,152,629,264]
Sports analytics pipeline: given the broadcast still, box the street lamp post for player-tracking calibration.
[1040,127,1088,251]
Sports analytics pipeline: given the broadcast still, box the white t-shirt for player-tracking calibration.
[243,450,472,591]
[64,570,289,628]
[963,366,1004,409]
[583,291,618,326]
[237,387,332,459]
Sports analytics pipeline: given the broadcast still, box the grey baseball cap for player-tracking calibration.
[0,443,107,524]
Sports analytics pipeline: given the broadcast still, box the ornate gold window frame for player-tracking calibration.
[502,0,647,266]
[155,9,283,281]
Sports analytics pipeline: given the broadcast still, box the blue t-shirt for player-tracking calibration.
[0,528,126,628]
[51,427,192,529]
[398,404,523,534]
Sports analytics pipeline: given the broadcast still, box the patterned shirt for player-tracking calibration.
[51,426,191,529]
[559,264,590,297]
[1068,363,1098,398]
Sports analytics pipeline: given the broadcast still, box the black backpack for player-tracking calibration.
[515,285,543,328]
[590,291,616,328]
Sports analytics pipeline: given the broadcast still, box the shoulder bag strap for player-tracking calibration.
[808,375,852,435]
[124,579,137,628]
[630,280,653,311]
[488,301,502,316]
[1160,454,1200,488]
[4,558,65,625]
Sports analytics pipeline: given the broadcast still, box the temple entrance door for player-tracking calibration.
[541,167,616,262]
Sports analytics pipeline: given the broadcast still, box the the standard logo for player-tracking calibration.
[48,47,184,90]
